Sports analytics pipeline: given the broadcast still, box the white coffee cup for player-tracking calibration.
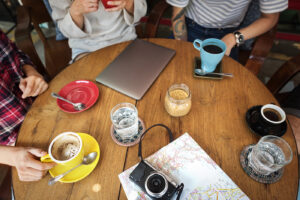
[261,104,286,125]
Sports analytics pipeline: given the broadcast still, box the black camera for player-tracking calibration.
[129,124,184,200]
[130,160,178,199]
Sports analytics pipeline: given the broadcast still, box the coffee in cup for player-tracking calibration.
[263,109,282,122]
[203,45,223,54]
[41,132,84,168]
[261,104,286,125]
[51,134,81,161]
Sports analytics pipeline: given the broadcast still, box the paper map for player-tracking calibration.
[119,133,249,200]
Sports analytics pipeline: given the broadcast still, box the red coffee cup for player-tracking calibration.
[101,0,117,9]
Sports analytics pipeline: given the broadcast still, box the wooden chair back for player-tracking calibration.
[16,0,71,79]
[266,54,300,101]
[21,0,51,24]
[20,0,51,44]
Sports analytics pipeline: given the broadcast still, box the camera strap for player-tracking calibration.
[138,124,173,161]
[175,183,184,200]
[137,124,184,200]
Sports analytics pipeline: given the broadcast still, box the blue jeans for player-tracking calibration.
[171,17,240,61]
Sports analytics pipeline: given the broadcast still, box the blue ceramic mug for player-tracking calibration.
[193,38,226,73]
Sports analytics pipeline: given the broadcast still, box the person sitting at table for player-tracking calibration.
[167,0,288,59]
[49,0,147,61]
[0,30,55,182]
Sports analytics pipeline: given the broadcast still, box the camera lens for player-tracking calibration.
[145,172,168,198]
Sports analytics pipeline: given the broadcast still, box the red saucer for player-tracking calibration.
[57,80,99,113]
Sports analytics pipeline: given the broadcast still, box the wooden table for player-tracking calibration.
[12,39,298,200]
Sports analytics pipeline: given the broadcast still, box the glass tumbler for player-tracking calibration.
[248,135,293,175]
[164,83,191,117]
[110,102,138,140]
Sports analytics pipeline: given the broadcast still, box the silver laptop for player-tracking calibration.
[96,39,176,100]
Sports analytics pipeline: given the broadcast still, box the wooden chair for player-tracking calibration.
[15,0,71,80]
[0,166,11,200]
[266,54,300,102]
[142,0,277,76]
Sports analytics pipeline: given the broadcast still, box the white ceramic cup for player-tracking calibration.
[260,104,286,125]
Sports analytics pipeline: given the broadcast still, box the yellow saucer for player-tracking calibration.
[49,133,100,183]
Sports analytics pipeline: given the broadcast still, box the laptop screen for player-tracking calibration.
[96,39,176,100]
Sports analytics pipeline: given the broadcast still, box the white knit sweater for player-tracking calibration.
[49,0,147,59]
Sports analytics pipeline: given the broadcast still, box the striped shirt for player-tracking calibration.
[166,0,288,28]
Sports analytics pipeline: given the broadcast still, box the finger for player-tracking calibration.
[41,83,48,94]
[32,81,44,97]
[19,167,45,179]
[27,148,47,157]
[26,156,56,171]
[22,78,35,98]
[86,7,98,12]
[19,79,26,92]
[30,78,43,97]
[86,3,98,11]
[225,49,230,56]
[107,0,122,6]
[87,2,98,7]
[19,175,42,182]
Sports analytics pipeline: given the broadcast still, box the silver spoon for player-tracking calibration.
[195,69,234,78]
[51,92,86,111]
[48,152,98,185]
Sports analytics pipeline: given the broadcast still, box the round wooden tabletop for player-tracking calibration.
[12,38,298,200]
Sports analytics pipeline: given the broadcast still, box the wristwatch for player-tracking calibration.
[233,31,244,47]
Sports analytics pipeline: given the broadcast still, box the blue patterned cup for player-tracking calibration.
[193,38,226,73]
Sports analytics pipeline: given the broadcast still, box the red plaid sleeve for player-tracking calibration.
[0,30,35,82]
[0,29,33,145]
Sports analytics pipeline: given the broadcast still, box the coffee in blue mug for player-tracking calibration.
[193,38,226,73]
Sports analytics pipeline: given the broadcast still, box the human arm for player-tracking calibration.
[69,0,99,29]
[0,146,55,181]
[49,0,96,38]
[0,30,48,98]
[222,12,279,55]
[171,6,187,41]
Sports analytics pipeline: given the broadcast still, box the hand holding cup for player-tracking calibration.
[13,147,55,182]
[70,0,99,16]
[104,0,134,13]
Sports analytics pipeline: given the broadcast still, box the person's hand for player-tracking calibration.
[221,33,236,56]
[105,0,134,14]
[19,74,48,99]
[70,0,99,16]
[12,147,55,182]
